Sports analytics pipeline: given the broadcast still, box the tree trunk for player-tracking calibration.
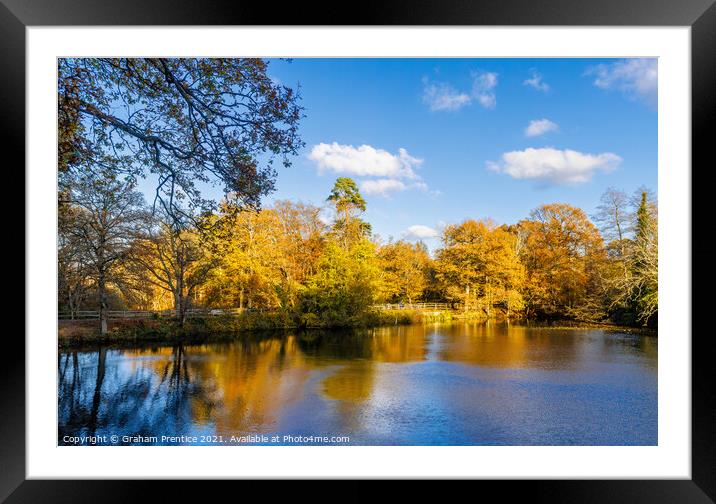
[68,291,75,320]
[98,270,108,335]
[344,208,350,249]
[464,285,470,313]
[173,289,186,326]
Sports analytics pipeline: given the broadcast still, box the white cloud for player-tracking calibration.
[525,118,558,137]
[360,178,434,197]
[309,142,433,197]
[471,71,498,109]
[587,58,657,106]
[404,224,439,240]
[523,70,550,92]
[476,93,496,109]
[412,180,430,192]
[473,71,497,90]
[308,143,422,180]
[422,80,471,112]
[361,178,407,196]
[421,71,498,111]
[487,147,621,185]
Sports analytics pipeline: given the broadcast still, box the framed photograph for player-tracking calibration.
[6,0,714,499]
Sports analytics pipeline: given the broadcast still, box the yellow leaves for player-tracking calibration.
[202,202,326,309]
[377,241,430,303]
[517,204,609,318]
[434,219,526,315]
[75,171,644,325]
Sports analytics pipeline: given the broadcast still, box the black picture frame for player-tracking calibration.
[4,0,714,500]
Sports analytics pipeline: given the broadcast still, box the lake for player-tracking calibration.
[58,323,657,446]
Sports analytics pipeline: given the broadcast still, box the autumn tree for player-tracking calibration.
[129,211,217,324]
[517,204,607,321]
[61,169,146,333]
[204,206,285,309]
[272,200,327,306]
[201,200,326,311]
[435,220,525,316]
[378,240,430,303]
[58,58,304,221]
[298,181,380,326]
[378,240,431,304]
[58,199,92,318]
[299,238,382,327]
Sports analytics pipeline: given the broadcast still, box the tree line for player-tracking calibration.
[57,58,657,333]
[59,172,657,332]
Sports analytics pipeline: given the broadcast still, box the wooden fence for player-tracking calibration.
[58,308,267,320]
[372,302,454,311]
[59,303,456,320]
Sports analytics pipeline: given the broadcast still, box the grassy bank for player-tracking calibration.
[59,311,294,348]
[518,319,658,336]
[58,309,653,348]
[58,309,429,347]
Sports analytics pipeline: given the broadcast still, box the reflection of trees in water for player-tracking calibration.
[637,335,658,366]
[322,361,375,402]
[367,325,430,363]
[296,329,373,359]
[295,326,429,363]
[197,338,312,434]
[90,347,106,435]
[59,326,656,442]
[595,331,658,370]
[320,360,375,433]
[154,345,205,421]
[58,348,108,439]
[435,323,583,369]
[121,344,221,436]
[297,327,433,432]
[58,332,405,439]
[159,345,190,389]
[433,324,657,371]
[58,344,218,442]
[189,331,429,434]
[58,351,86,437]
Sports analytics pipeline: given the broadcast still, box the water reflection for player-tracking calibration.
[58,324,657,445]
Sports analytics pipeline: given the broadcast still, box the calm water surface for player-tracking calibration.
[58,323,657,445]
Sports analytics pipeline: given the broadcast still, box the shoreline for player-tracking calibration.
[58,312,656,349]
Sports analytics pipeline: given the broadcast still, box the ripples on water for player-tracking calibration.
[58,323,657,446]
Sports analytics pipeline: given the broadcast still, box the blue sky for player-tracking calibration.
[150,58,658,246]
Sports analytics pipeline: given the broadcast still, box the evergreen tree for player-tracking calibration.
[327,177,371,248]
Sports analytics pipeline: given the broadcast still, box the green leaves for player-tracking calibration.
[327,177,367,212]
